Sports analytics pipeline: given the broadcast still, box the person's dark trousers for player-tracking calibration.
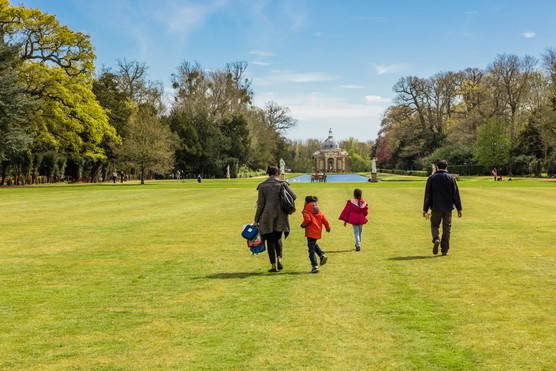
[263,231,283,264]
[430,210,453,253]
[307,237,324,267]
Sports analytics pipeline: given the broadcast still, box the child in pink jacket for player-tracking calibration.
[338,188,368,251]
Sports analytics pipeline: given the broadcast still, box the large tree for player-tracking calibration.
[474,118,511,169]
[1,1,119,182]
[113,108,176,184]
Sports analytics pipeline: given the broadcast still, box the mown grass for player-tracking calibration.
[0,175,554,370]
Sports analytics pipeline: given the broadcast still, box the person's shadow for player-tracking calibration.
[387,255,441,261]
[326,249,355,254]
[200,271,308,279]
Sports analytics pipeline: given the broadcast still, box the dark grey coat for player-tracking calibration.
[254,176,296,235]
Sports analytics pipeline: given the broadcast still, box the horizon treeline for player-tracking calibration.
[375,52,556,176]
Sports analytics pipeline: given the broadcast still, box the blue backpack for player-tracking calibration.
[242,224,266,255]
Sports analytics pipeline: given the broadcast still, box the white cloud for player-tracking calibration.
[152,0,228,41]
[521,31,536,38]
[251,61,271,66]
[374,63,408,75]
[249,50,277,57]
[337,85,366,89]
[365,95,391,104]
[257,92,382,119]
[253,91,385,140]
[270,71,340,83]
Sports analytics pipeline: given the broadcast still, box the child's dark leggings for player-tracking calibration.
[263,231,283,264]
[307,237,324,267]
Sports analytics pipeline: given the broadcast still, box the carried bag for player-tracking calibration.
[241,224,259,240]
[279,182,296,215]
[242,224,266,255]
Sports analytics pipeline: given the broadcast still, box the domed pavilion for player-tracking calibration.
[312,129,348,173]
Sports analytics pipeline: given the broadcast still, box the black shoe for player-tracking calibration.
[441,250,448,256]
[268,268,278,272]
[355,244,360,251]
[433,240,440,255]
[311,266,319,273]
[277,262,284,270]
[320,255,328,266]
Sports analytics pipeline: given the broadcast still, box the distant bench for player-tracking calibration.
[311,174,327,183]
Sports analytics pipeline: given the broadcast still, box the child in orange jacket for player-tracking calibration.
[300,195,331,273]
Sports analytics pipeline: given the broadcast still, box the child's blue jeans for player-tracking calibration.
[353,224,363,248]
[307,237,325,267]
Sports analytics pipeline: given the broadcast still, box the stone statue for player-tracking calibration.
[226,164,230,179]
[370,157,378,182]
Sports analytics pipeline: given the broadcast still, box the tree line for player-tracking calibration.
[375,52,556,176]
[1,1,374,185]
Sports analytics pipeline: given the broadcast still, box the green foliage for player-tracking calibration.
[348,153,370,172]
[1,3,95,78]
[0,39,36,162]
[92,69,134,137]
[113,108,177,184]
[420,143,475,170]
[0,2,120,184]
[474,118,511,167]
[379,53,556,174]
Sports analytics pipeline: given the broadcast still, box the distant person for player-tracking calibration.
[339,188,368,251]
[300,195,331,273]
[112,171,117,183]
[254,165,296,272]
[492,167,497,181]
[120,172,125,183]
[197,174,202,183]
[423,160,463,256]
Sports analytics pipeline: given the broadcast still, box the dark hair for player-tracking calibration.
[436,160,448,169]
[305,195,318,203]
[266,165,280,176]
[354,188,362,206]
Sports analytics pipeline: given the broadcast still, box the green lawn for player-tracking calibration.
[1,176,554,370]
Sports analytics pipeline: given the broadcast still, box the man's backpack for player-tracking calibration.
[279,182,296,215]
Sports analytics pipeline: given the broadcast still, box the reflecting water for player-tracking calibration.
[287,174,370,183]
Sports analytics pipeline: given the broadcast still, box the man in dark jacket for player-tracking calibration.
[423,160,463,256]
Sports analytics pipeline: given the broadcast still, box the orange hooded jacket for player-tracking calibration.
[301,201,331,239]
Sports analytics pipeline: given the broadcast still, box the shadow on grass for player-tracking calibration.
[326,249,355,254]
[387,255,442,261]
[200,271,309,279]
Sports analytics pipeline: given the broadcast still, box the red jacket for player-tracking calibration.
[301,201,331,239]
[339,198,368,225]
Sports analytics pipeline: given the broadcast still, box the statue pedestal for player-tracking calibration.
[370,172,378,182]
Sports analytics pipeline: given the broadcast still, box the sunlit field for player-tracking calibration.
[1,175,554,369]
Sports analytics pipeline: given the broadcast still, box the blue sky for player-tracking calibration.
[16,0,556,142]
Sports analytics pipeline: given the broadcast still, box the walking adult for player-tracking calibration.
[423,160,463,256]
[254,165,296,272]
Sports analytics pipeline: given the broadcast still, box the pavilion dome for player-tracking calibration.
[322,128,340,150]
